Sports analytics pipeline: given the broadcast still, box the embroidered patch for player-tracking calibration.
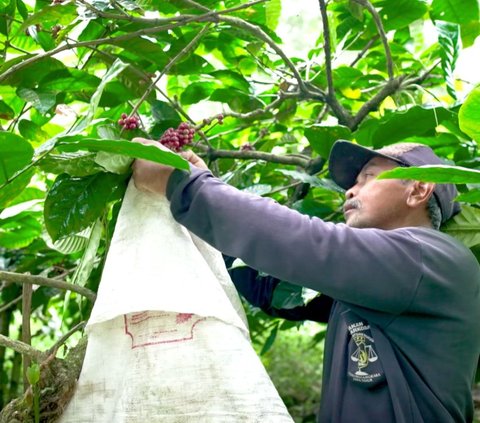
[346,319,385,388]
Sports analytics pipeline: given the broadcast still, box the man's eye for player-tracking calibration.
[364,173,375,177]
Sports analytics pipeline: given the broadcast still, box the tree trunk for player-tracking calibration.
[0,336,87,423]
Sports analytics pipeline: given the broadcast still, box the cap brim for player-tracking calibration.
[328,140,404,190]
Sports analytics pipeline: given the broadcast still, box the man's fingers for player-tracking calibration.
[179,150,209,170]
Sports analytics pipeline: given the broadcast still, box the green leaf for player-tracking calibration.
[0,168,35,209]
[0,212,42,249]
[94,151,133,174]
[459,85,480,141]
[260,322,279,355]
[68,60,128,134]
[16,3,76,35]
[210,70,250,92]
[271,281,318,309]
[0,132,34,185]
[39,153,104,177]
[56,138,189,171]
[70,219,103,286]
[378,164,480,184]
[0,100,14,120]
[277,169,344,193]
[50,229,90,254]
[435,21,460,100]
[305,125,352,158]
[367,106,457,148]
[44,172,126,242]
[456,189,480,203]
[18,119,49,144]
[26,363,40,386]
[151,100,181,124]
[210,88,263,113]
[377,0,428,30]
[443,205,480,247]
[180,82,216,105]
[17,88,56,114]
[430,0,479,26]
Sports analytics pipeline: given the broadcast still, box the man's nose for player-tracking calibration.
[345,185,357,199]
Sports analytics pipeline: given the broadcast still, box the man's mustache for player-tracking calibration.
[343,199,361,213]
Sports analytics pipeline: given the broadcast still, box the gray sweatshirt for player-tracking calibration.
[167,167,480,423]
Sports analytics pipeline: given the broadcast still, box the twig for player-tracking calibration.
[0,271,96,303]
[225,96,287,119]
[264,180,303,196]
[317,0,352,126]
[204,148,310,167]
[0,294,22,313]
[48,321,86,356]
[128,25,211,121]
[318,0,335,99]
[350,35,380,67]
[0,334,46,362]
[0,1,262,84]
[351,0,394,79]
[22,283,33,391]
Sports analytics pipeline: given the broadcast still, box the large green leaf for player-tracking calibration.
[56,138,189,171]
[304,125,351,158]
[15,3,76,35]
[435,21,460,100]
[17,88,56,114]
[18,119,50,144]
[359,106,458,147]
[271,281,319,310]
[443,205,480,247]
[0,168,35,209]
[376,0,428,30]
[180,82,217,105]
[44,172,126,242]
[70,219,103,286]
[378,164,480,184]
[0,212,42,249]
[430,0,480,46]
[459,85,480,141]
[39,152,104,177]
[430,0,479,26]
[68,60,128,134]
[0,132,34,185]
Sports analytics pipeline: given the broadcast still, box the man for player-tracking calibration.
[133,139,480,422]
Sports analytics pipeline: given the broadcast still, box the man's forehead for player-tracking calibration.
[361,156,400,171]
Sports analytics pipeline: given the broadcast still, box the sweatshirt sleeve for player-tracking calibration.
[167,168,423,315]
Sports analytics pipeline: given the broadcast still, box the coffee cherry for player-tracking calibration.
[217,114,224,125]
[159,122,195,152]
[118,113,139,130]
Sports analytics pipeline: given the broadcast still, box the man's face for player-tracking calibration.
[343,157,411,230]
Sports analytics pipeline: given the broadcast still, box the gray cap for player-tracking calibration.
[328,140,461,223]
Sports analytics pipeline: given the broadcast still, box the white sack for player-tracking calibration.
[60,180,293,422]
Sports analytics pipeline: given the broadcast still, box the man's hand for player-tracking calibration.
[132,137,209,195]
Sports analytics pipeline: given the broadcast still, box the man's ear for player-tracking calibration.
[406,181,436,208]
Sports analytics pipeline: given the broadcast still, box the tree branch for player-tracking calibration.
[0,271,96,303]
[48,321,86,356]
[350,34,380,67]
[351,0,394,80]
[128,24,211,122]
[0,2,265,84]
[351,76,405,129]
[199,147,310,167]
[317,0,352,126]
[0,335,46,362]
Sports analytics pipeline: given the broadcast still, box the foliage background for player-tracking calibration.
[1,0,480,421]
